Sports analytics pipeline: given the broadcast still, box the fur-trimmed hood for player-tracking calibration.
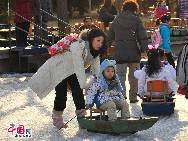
[98,59,123,92]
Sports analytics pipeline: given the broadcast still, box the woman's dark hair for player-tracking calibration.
[122,0,139,13]
[160,15,171,23]
[103,0,112,8]
[146,49,162,77]
[80,29,107,58]
[158,48,165,59]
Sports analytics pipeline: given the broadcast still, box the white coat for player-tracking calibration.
[134,65,175,96]
[28,41,100,99]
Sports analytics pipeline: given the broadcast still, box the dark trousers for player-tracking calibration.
[53,74,85,111]
[16,22,30,47]
[165,53,175,68]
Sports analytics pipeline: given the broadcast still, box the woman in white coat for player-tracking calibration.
[28,29,107,129]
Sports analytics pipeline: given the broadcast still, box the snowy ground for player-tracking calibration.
[0,74,188,141]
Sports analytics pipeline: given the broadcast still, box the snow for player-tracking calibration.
[0,74,188,141]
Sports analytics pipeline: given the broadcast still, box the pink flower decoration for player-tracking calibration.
[154,44,159,49]
[65,35,74,41]
[57,41,70,50]
[148,44,159,50]
[148,44,153,50]
[48,47,58,56]
[48,34,78,56]
[56,41,65,47]
[64,34,78,43]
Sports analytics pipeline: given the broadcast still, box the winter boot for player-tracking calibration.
[52,109,68,129]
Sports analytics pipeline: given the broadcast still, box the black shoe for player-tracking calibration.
[130,100,139,103]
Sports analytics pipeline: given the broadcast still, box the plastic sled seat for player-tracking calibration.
[146,80,170,102]
[142,80,175,116]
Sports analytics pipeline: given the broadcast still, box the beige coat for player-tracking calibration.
[28,41,100,99]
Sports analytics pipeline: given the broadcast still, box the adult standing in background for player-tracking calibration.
[57,0,69,36]
[79,17,98,31]
[177,44,188,96]
[98,0,117,28]
[154,3,175,68]
[15,0,32,50]
[107,1,148,103]
[32,0,52,46]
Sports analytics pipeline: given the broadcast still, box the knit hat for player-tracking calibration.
[154,6,169,19]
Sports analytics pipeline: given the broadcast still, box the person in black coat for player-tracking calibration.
[98,0,117,27]
[107,1,148,103]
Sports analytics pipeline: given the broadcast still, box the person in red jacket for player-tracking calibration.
[14,0,32,49]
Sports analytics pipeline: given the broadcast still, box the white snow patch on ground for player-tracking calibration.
[0,74,188,141]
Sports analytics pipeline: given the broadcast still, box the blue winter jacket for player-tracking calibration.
[86,59,124,108]
[160,23,172,53]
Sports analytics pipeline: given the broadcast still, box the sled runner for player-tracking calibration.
[141,80,175,116]
[77,108,158,135]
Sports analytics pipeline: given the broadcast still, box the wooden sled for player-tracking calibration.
[77,108,158,135]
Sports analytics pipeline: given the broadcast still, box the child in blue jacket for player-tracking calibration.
[159,15,175,68]
[86,59,130,121]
